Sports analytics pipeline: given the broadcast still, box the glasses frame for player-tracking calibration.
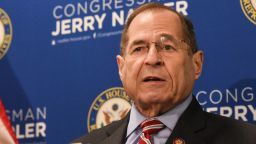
[127,34,190,57]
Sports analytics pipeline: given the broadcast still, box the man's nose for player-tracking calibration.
[144,45,163,66]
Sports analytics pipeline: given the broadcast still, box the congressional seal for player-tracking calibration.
[0,8,12,60]
[240,0,256,25]
[87,87,131,132]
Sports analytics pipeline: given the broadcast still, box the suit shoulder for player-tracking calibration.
[205,111,255,126]
[204,111,256,134]
[71,119,124,143]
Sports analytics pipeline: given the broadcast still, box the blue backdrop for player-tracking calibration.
[0,0,255,143]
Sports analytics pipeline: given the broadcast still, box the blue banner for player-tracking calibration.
[0,0,255,143]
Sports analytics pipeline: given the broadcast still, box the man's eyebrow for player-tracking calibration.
[131,40,147,45]
[159,33,175,40]
[129,34,175,46]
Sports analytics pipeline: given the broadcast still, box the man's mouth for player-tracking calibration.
[143,76,165,82]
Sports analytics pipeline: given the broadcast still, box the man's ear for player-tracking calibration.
[116,55,125,81]
[192,50,204,80]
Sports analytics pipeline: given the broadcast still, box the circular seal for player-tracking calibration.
[0,8,12,60]
[240,0,256,25]
[87,87,131,132]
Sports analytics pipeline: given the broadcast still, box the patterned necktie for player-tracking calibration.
[138,118,165,144]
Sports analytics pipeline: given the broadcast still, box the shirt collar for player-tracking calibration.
[126,95,192,137]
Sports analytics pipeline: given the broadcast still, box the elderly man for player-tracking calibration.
[72,3,256,144]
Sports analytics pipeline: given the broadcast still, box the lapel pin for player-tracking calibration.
[173,138,185,144]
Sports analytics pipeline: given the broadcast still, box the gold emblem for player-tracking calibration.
[0,8,12,60]
[87,87,131,132]
[240,0,256,25]
[173,138,185,144]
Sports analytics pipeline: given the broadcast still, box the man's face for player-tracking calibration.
[117,9,203,115]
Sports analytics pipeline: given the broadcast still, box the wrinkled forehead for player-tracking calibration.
[127,9,184,44]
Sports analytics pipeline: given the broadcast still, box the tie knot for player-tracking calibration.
[140,118,165,135]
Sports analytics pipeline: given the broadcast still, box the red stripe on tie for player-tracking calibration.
[138,118,165,144]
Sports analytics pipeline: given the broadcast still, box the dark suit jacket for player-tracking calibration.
[72,97,256,144]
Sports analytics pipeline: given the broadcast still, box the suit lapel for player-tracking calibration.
[99,114,129,144]
[99,97,206,144]
[165,97,206,144]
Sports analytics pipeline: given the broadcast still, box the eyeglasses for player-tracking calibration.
[128,34,189,57]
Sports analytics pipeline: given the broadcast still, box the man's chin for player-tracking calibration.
[135,99,168,117]
[139,92,166,101]
[137,96,165,107]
